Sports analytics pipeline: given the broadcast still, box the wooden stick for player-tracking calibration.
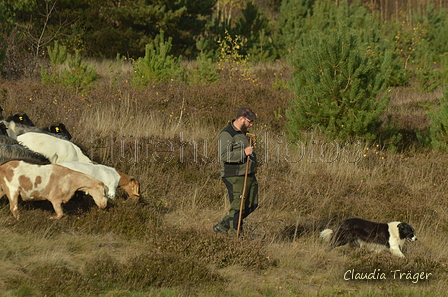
[236,134,255,238]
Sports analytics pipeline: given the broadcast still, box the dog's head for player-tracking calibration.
[398,222,418,242]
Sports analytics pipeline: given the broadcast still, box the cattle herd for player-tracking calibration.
[0,107,140,220]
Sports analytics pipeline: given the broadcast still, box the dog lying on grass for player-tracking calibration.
[320,218,417,258]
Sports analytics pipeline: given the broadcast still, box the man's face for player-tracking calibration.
[241,117,254,132]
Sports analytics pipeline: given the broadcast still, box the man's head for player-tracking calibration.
[235,107,256,132]
[236,107,256,121]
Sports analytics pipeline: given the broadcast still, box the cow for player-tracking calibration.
[6,112,35,126]
[0,143,50,164]
[3,120,72,140]
[0,160,108,220]
[117,170,140,201]
[0,122,7,135]
[59,161,120,199]
[16,132,92,164]
[0,135,20,145]
[59,161,141,201]
[47,122,72,140]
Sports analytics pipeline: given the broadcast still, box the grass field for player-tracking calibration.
[0,62,447,296]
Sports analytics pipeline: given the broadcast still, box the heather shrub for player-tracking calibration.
[5,264,92,296]
[70,202,161,239]
[154,227,273,270]
[348,249,442,281]
[32,265,90,293]
[1,199,160,240]
[0,31,33,79]
[3,251,223,295]
[85,252,224,291]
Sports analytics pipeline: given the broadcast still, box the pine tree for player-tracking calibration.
[233,1,277,61]
[286,28,392,141]
[284,0,399,142]
[428,85,448,150]
[132,32,184,86]
[277,0,313,54]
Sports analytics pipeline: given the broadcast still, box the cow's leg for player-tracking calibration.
[8,192,20,220]
[49,200,64,219]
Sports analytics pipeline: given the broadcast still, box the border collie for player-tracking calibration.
[320,218,417,257]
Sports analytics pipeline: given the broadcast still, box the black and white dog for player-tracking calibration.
[320,218,417,258]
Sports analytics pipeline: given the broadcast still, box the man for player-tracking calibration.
[213,107,258,237]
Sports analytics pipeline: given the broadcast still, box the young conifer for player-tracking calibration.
[284,0,398,142]
[428,85,448,150]
[286,29,392,141]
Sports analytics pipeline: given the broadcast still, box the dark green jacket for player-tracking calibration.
[219,120,257,177]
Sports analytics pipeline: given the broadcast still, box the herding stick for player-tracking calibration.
[236,133,255,238]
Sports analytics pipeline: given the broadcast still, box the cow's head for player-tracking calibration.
[48,122,72,140]
[7,112,34,126]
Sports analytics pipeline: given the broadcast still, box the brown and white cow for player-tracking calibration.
[58,161,141,201]
[117,170,140,201]
[0,160,108,220]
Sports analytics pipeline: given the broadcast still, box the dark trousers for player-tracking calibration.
[219,175,258,234]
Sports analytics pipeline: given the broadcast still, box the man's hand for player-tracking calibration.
[244,146,253,156]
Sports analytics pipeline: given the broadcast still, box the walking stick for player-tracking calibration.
[236,133,255,238]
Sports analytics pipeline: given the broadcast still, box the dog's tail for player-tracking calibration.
[320,229,333,242]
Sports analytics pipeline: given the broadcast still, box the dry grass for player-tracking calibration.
[0,63,447,296]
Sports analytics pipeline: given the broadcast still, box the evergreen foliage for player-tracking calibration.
[279,0,407,85]
[132,32,184,86]
[285,0,407,142]
[0,0,37,26]
[188,52,219,86]
[0,0,216,59]
[414,5,448,63]
[277,0,314,54]
[61,51,98,93]
[286,28,392,141]
[409,5,448,91]
[234,1,278,61]
[168,0,217,58]
[0,0,26,78]
[0,37,4,76]
[428,85,448,150]
[78,0,186,58]
[204,1,277,61]
[47,40,68,65]
[41,41,97,94]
